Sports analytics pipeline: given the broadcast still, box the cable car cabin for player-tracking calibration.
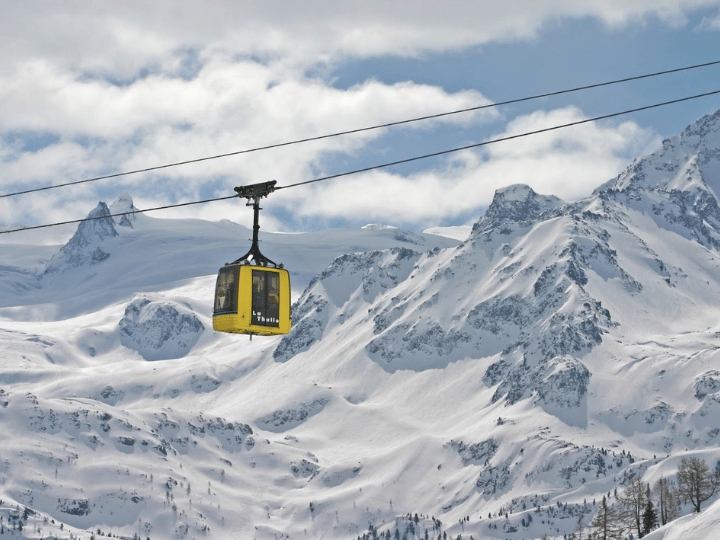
[213,263,291,336]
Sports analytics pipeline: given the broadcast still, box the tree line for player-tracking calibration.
[581,456,720,539]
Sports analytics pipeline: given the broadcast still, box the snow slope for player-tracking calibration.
[2,111,720,539]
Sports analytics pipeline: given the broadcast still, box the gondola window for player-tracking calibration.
[214,266,237,314]
[251,270,280,326]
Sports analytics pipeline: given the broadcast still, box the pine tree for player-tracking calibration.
[642,500,658,536]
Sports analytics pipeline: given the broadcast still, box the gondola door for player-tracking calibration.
[251,269,280,327]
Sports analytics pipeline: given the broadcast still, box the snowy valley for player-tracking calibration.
[2,111,720,539]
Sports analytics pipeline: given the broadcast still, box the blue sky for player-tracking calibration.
[1,1,720,238]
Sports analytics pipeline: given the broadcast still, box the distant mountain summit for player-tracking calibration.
[596,109,720,250]
[109,192,140,228]
[43,201,118,275]
[43,194,142,276]
[472,183,564,232]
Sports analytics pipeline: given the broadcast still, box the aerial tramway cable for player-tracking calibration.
[1,87,720,236]
[1,59,720,200]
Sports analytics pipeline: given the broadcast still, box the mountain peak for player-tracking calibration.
[109,192,139,228]
[472,184,564,235]
[495,183,536,200]
[680,108,720,147]
[591,110,720,249]
[43,201,118,275]
[65,201,118,248]
[598,109,720,197]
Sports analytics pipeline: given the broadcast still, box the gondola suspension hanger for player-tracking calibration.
[232,180,281,268]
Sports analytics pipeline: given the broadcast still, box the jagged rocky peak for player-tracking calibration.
[472,184,565,235]
[109,192,139,228]
[679,108,720,150]
[70,201,118,245]
[597,109,720,196]
[592,110,720,249]
[43,201,118,274]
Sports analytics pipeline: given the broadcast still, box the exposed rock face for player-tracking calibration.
[42,194,141,277]
[483,355,590,409]
[57,498,91,516]
[694,371,720,401]
[256,398,330,432]
[471,183,564,234]
[447,438,498,466]
[274,248,422,363]
[598,108,720,250]
[43,202,118,275]
[118,294,204,360]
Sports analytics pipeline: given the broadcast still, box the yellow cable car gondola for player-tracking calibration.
[213,181,291,337]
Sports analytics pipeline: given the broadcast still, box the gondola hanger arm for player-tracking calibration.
[230,180,280,268]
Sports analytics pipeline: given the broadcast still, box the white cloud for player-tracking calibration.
[278,107,660,228]
[481,107,661,198]
[696,9,720,29]
[0,54,494,227]
[2,1,719,74]
[0,55,491,151]
[0,0,713,233]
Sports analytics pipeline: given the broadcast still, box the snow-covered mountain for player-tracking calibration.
[2,111,720,539]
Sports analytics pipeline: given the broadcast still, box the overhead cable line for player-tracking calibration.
[2,87,719,236]
[2,59,720,200]
[0,195,238,234]
[277,88,720,190]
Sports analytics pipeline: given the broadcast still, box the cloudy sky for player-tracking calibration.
[2,1,720,237]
